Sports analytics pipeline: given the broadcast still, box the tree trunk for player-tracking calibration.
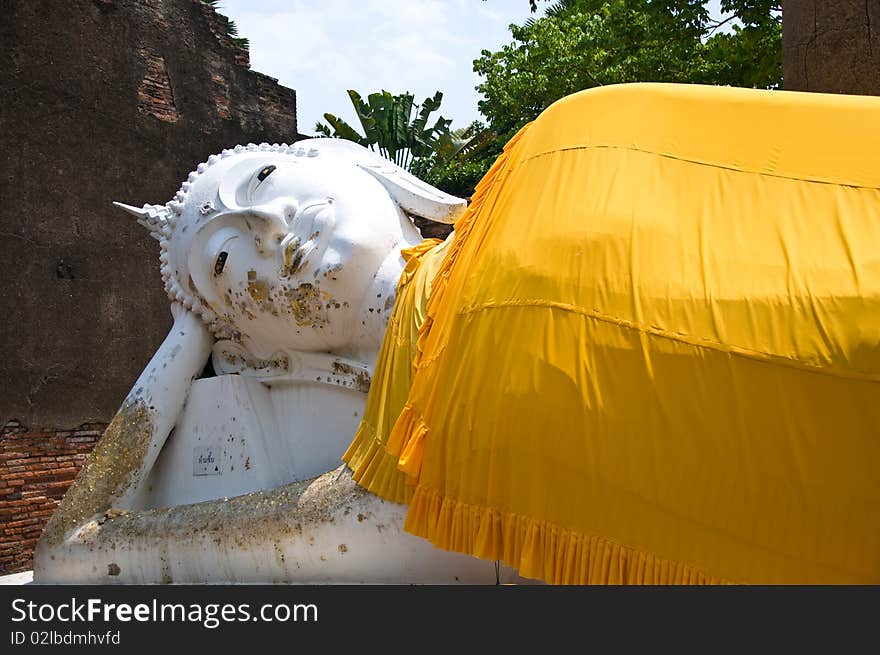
[783,0,880,94]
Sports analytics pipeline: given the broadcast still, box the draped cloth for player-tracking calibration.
[343,83,880,584]
[343,236,448,504]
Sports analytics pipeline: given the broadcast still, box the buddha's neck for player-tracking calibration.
[338,243,410,365]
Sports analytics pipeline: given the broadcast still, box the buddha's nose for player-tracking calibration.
[242,205,294,255]
[279,232,319,278]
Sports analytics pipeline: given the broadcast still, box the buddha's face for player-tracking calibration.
[159,141,424,359]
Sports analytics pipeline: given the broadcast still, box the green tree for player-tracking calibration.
[409,121,498,198]
[316,90,494,198]
[315,90,455,171]
[477,0,781,143]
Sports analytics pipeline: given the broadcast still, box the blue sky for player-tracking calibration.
[217,0,725,137]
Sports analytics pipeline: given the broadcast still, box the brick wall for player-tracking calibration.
[137,48,179,123]
[0,422,105,574]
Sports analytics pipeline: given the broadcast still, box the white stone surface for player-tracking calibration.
[0,571,33,585]
[138,373,365,508]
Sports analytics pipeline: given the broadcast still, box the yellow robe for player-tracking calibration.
[343,236,448,504]
[345,83,880,584]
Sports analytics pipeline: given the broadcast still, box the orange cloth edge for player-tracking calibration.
[340,238,442,505]
[405,484,729,585]
[384,124,535,480]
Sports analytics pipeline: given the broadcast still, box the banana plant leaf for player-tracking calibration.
[314,88,494,177]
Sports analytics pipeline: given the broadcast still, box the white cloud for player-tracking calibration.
[217,0,534,135]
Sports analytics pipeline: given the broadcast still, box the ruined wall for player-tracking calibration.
[0,422,105,573]
[0,0,302,573]
[783,1,880,94]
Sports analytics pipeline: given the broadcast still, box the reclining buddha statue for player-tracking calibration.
[35,83,880,584]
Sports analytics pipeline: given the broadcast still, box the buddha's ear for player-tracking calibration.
[358,161,467,224]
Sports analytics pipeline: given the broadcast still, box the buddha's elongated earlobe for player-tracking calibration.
[359,161,467,224]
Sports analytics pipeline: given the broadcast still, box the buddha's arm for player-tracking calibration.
[35,305,212,561]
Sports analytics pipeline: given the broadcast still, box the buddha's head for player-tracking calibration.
[116,139,465,360]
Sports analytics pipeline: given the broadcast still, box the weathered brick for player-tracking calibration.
[5,518,40,529]
[2,423,102,574]
[39,480,76,491]
[137,48,179,123]
[54,455,84,463]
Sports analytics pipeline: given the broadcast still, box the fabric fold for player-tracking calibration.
[341,237,447,503]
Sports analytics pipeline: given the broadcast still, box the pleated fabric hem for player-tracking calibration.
[405,484,729,585]
[342,421,412,505]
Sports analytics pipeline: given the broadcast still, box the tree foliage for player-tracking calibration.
[409,121,497,198]
[317,2,782,199]
[316,91,494,197]
[315,90,457,170]
[478,0,782,142]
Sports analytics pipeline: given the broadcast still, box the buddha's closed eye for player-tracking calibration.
[257,165,276,182]
[243,163,279,202]
[214,250,228,275]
